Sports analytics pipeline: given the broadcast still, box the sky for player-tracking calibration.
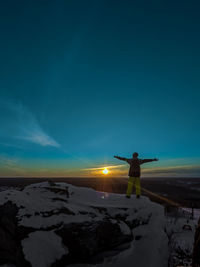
[0,0,200,177]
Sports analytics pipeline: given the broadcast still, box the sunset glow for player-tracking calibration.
[102,168,109,175]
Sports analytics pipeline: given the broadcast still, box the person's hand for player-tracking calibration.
[154,158,158,161]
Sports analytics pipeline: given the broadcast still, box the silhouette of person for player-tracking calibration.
[114,152,158,198]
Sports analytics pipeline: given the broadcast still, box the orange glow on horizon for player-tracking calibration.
[102,168,109,175]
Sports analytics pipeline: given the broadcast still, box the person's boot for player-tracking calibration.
[136,195,140,199]
[126,195,131,199]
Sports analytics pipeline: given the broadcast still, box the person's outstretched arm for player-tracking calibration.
[114,155,128,162]
[140,158,158,164]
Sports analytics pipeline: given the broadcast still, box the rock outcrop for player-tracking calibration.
[0,181,168,267]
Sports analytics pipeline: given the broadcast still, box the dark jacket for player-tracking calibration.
[115,156,155,177]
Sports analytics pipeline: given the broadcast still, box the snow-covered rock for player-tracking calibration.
[0,181,169,267]
[192,217,200,267]
[165,214,198,267]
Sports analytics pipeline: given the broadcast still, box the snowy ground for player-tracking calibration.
[181,207,200,220]
[0,182,198,267]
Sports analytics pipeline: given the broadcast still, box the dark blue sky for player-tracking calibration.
[0,0,200,177]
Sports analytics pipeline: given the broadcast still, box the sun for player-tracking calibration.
[102,168,109,175]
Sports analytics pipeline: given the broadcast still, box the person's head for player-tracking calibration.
[132,152,139,158]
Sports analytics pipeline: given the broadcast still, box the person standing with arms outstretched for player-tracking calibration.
[114,152,158,198]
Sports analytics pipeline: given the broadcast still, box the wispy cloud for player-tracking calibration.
[0,155,18,168]
[82,164,126,171]
[82,163,200,177]
[0,155,28,176]
[22,124,60,147]
[0,99,60,148]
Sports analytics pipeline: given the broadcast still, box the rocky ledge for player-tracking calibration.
[0,181,168,267]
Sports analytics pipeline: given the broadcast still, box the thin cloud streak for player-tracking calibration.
[82,164,127,171]
[83,163,200,177]
[0,155,18,168]
[22,125,60,147]
[0,155,28,176]
[0,99,60,148]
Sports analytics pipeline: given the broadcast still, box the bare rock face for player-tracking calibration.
[54,219,132,265]
[0,201,31,267]
[192,218,200,267]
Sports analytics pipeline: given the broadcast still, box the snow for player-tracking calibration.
[0,181,161,229]
[118,221,131,236]
[22,230,68,267]
[0,181,198,267]
[165,216,197,267]
[181,207,200,220]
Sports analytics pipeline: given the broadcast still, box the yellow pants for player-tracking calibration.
[126,177,141,197]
